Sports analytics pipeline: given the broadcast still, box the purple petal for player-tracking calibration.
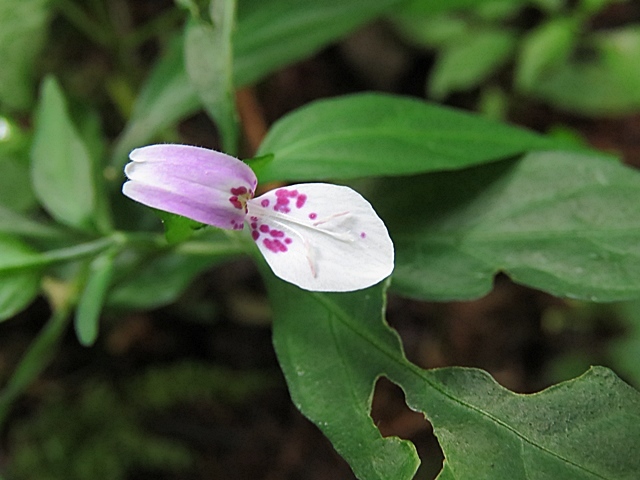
[123,144,257,229]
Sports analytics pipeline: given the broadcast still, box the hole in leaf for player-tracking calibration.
[370,377,444,479]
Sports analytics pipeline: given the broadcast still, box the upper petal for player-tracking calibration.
[123,144,257,230]
[247,183,394,292]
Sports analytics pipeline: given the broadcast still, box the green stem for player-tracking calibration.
[0,301,74,426]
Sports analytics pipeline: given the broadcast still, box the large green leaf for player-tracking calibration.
[0,0,50,111]
[269,281,420,480]
[30,77,97,231]
[255,93,572,182]
[371,150,640,301]
[267,276,640,479]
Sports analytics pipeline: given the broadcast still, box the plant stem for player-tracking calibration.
[0,301,74,426]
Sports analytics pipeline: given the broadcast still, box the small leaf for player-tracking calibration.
[529,26,640,116]
[184,0,238,153]
[155,210,204,244]
[372,150,640,301]
[106,248,227,310]
[30,77,97,231]
[0,270,40,321]
[515,17,580,92]
[0,0,50,110]
[257,93,575,182]
[0,205,65,239]
[75,249,117,346]
[429,29,516,99]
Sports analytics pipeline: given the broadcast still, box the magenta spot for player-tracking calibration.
[250,216,258,222]
[259,224,269,233]
[285,238,292,245]
[270,229,285,238]
[230,186,248,196]
[261,199,270,207]
[288,189,298,198]
[309,212,317,220]
[275,189,289,197]
[250,222,257,229]
[252,230,260,240]
[229,196,243,209]
[263,238,288,253]
[360,232,366,239]
[296,194,307,209]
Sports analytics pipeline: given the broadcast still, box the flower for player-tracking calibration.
[123,144,394,292]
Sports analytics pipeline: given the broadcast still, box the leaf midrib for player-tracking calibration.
[311,291,608,479]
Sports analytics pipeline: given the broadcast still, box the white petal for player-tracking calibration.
[247,183,394,292]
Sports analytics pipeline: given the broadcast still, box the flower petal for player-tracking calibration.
[123,144,257,230]
[247,183,394,292]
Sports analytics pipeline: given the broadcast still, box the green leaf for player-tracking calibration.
[0,235,42,321]
[75,249,117,346]
[30,77,97,231]
[414,366,640,479]
[400,0,526,15]
[268,281,420,480]
[267,275,640,479]
[529,27,640,116]
[0,271,40,321]
[233,0,401,86]
[430,29,516,99]
[0,205,65,239]
[0,0,50,111]
[371,150,640,301]
[256,93,574,182]
[111,0,404,168]
[184,0,239,153]
[155,210,205,244]
[515,17,580,92]
[106,249,227,310]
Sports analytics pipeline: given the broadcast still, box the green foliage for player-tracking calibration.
[0,0,50,111]
[30,77,99,232]
[184,0,239,153]
[267,277,640,480]
[1,1,640,479]
[256,93,574,182]
[372,150,640,301]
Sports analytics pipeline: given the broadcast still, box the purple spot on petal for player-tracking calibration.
[259,224,269,233]
[360,232,366,239]
[263,238,288,253]
[275,189,288,198]
[284,238,292,245]
[296,194,307,209]
[288,190,298,198]
[230,186,248,196]
[270,229,285,238]
[229,196,242,209]
[261,199,270,207]
[252,230,260,241]
[309,212,317,220]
